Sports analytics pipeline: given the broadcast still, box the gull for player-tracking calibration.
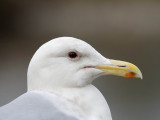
[0,37,142,120]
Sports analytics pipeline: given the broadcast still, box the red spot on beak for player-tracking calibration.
[125,72,136,78]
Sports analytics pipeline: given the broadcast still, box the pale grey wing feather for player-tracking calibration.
[0,92,78,120]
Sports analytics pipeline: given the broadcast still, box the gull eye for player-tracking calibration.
[68,52,78,59]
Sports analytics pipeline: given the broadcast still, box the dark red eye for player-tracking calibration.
[68,52,78,59]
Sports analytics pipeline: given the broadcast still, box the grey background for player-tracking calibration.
[0,1,159,120]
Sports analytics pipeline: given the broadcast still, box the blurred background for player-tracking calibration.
[0,0,160,120]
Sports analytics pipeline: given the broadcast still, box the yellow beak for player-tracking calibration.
[96,59,142,79]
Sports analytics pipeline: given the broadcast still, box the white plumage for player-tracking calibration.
[0,37,142,120]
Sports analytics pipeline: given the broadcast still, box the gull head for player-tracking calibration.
[27,37,142,91]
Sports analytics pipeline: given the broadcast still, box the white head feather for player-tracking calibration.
[27,37,111,91]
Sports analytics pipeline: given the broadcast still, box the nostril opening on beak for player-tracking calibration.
[117,65,126,67]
